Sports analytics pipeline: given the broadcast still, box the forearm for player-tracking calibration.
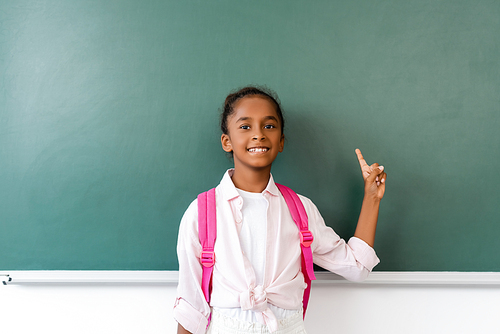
[177,323,192,334]
[354,196,380,247]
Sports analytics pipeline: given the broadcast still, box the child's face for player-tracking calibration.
[221,96,284,173]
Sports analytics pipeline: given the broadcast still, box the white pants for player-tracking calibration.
[207,309,307,334]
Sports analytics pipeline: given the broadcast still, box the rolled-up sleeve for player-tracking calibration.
[346,237,379,272]
[173,200,211,334]
[300,195,380,282]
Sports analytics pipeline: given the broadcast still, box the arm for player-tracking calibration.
[173,200,211,334]
[306,194,379,281]
[177,324,192,334]
[353,149,387,247]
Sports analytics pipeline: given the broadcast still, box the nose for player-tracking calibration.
[252,129,265,140]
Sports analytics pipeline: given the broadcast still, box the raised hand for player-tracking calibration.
[355,149,387,200]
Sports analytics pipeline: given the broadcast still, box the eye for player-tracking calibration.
[264,124,276,129]
[239,125,250,130]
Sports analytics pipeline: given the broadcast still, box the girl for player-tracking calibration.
[174,86,387,334]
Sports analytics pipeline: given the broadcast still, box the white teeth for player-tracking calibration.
[248,147,268,153]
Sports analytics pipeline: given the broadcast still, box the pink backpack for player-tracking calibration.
[197,184,316,324]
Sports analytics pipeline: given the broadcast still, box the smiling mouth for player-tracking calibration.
[248,147,269,153]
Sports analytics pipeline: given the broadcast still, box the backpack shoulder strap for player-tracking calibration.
[276,183,316,318]
[197,188,216,305]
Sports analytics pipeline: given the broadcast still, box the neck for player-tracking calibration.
[231,166,272,193]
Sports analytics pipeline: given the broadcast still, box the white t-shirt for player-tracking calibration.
[214,188,299,323]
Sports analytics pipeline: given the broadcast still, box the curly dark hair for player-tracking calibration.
[220,86,285,135]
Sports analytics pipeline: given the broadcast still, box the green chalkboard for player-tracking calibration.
[1,0,499,271]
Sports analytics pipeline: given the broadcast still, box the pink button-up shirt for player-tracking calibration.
[174,170,380,334]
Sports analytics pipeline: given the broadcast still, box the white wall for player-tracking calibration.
[0,283,178,333]
[306,283,500,333]
[1,275,500,333]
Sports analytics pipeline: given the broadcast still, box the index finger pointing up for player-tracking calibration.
[355,148,368,168]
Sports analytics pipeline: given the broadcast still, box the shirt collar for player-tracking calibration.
[219,169,280,201]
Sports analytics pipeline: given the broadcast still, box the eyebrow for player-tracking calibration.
[236,116,279,123]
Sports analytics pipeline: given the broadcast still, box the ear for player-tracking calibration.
[221,133,233,152]
[279,134,285,152]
